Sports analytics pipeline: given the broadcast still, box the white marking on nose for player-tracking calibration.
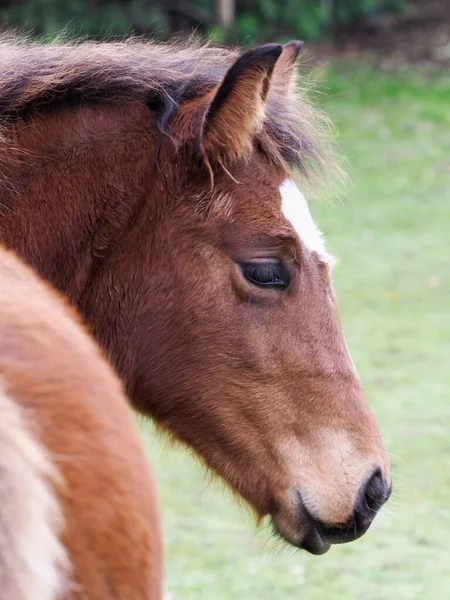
[280,179,330,263]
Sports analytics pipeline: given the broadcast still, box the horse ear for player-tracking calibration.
[201,44,283,162]
[272,41,304,96]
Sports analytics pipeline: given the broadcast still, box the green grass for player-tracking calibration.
[139,65,450,599]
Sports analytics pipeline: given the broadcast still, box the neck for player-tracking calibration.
[0,105,157,304]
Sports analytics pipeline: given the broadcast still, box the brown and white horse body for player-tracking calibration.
[0,248,162,598]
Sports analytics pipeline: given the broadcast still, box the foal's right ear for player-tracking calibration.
[272,41,304,96]
[201,44,283,163]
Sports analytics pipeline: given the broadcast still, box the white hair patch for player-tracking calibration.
[280,179,330,263]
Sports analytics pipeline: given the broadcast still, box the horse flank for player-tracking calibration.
[0,245,163,598]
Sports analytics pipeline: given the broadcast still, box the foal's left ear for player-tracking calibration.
[201,44,283,162]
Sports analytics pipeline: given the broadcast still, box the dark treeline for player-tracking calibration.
[0,0,406,43]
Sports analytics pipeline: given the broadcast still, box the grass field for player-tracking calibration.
[139,64,450,599]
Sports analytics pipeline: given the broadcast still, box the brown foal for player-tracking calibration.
[0,35,390,569]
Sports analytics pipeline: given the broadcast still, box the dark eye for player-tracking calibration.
[240,262,291,290]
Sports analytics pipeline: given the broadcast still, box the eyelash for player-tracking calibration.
[239,262,291,290]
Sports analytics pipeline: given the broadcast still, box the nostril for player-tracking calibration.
[354,468,390,531]
[369,469,386,508]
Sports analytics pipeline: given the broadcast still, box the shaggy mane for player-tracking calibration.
[0,34,331,179]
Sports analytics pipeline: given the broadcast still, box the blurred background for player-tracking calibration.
[1,0,450,61]
[3,1,449,599]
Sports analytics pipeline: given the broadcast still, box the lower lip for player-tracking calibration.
[301,526,331,555]
[302,539,331,555]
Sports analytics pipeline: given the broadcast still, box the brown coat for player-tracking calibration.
[0,247,162,598]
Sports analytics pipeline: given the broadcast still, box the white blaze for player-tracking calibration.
[280,179,329,263]
[280,179,359,379]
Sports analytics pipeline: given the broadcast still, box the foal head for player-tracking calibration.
[1,37,390,554]
[82,42,390,554]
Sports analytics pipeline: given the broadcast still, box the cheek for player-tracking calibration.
[163,245,234,325]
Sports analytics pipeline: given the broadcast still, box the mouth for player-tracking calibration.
[272,488,374,556]
[297,515,370,555]
[272,495,332,555]
[299,520,331,555]
[272,511,331,555]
